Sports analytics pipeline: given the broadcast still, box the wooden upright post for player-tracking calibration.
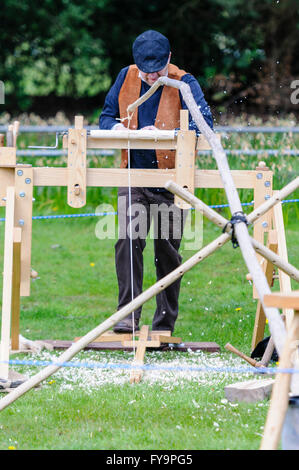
[253,162,273,299]
[0,187,15,379]
[11,228,22,351]
[14,166,33,297]
[260,292,299,450]
[174,110,196,209]
[67,115,87,208]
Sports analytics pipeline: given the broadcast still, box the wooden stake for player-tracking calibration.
[260,309,299,449]
[0,187,15,379]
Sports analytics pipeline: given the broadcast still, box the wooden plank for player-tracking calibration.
[43,339,221,352]
[74,332,132,343]
[33,167,176,188]
[194,169,256,189]
[0,187,15,379]
[67,117,87,208]
[14,167,33,297]
[11,228,22,351]
[152,335,182,344]
[264,292,299,310]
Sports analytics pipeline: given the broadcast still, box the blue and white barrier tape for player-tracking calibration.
[3,358,299,376]
[1,200,298,223]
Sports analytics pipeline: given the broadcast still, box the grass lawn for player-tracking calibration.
[0,210,298,450]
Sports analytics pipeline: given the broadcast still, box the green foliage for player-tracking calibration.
[1,0,298,113]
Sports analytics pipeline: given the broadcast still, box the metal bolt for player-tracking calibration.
[262,221,268,228]
[17,169,23,176]
[25,178,31,184]
[19,192,25,198]
[264,181,271,187]
[264,195,270,200]
[18,219,25,226]
[256,173,263,179]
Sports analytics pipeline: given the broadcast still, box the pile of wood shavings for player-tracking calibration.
[11,349,268,394]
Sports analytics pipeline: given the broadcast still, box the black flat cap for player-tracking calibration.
[132,30,170,73]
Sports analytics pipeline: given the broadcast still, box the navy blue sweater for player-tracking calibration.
[99,66,213,171]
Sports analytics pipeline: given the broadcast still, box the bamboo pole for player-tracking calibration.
[165,181,299,283]
[0,230,231,412]
[154,81,286,356]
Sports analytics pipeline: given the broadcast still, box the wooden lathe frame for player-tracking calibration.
[0,110,295,381]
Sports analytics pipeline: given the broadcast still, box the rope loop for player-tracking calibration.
[223,211,249,249]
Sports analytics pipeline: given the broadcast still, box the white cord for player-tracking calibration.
[126,118,136,355]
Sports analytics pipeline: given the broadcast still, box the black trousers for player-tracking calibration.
[115,187,186,332]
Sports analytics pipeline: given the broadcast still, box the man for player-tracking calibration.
[99,30,213,333]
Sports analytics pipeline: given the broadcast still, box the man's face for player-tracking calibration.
[138,54,171,86]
